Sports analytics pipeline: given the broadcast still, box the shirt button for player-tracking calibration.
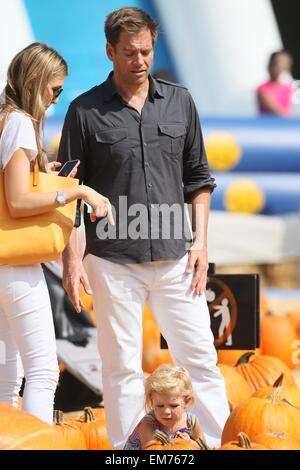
[148,183,153,188]
[145,162,150,167]
[144,142,147,147]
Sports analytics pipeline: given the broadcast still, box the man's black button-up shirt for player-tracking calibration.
[58,73,216,264]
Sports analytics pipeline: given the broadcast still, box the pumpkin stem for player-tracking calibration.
[267,388,282,403]
[153,430,173,446]
[195,437,210,450]
[267,390,299,408]
[53,409,64,425]
[82,407,96,423]
[237,432,252,449]
[272,373,284,388]
[281,397,300,410]
[235,352,255,366]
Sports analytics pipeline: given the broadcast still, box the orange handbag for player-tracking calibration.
[0,112,78,265]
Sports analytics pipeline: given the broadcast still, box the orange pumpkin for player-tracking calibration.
[234,352,296,392]
[79,285,93,312]
[221,389,300,444]
[91,407,106,421]
[252,373,300,408]
[144,437,201,451]
[144,430,204,451]
[58,362,65,374]
[260,313,298,368]
[219,432,268,450]
[142,341,173,373]
[0,403,70,450]
[217,349,258,367]
[287,310,300,337]
[87,309,97,326]
[53,409,86,450]
[142,306,173,373]
[218,363,252,409]
[145,438,202,451]
[69,407,112,450]
[253,432,300,450]
[259,289,269,318]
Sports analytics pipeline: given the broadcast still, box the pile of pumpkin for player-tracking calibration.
[141,297,300,451]
[0,405,112,450]
[4,293,298,450]
[2,350,300,450]
[217,351,300,450]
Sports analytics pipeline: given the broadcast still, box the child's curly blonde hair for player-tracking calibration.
[144,364,195,413]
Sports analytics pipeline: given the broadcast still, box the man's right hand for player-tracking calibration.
[62,257,91,313]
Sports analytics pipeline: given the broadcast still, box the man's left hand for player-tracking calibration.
[185,245,208,296]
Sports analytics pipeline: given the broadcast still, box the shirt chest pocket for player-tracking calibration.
[158,123,186,157]
[94,128,129,161]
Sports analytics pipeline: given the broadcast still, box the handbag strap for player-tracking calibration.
[0,111,10,138]
[33,158,39,186]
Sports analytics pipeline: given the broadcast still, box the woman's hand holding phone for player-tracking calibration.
[47,161,62,173]
[57,160,80,177]
[47,160,79,178]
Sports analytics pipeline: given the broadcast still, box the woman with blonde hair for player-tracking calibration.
[0,42,113,424]
[124,364,206,449]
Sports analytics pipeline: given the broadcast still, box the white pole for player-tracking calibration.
[0,0,34,91]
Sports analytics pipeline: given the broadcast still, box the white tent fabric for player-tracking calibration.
[154,0,282,115]
[208,211,300,265]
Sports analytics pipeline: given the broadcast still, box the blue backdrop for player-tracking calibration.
[24,0,176,116]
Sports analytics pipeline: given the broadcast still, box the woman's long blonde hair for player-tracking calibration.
[0,42,67,171]
[144,364,196,413]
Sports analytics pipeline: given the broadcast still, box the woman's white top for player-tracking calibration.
[0,111,37,170]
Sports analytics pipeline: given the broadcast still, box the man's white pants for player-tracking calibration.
[84,253,229,449]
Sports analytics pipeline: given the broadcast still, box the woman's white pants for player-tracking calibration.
[0,264,59,425]
[83,253,230,449]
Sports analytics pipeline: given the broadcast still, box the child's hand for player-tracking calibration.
[194,436,210,450]
[175,431,190,440]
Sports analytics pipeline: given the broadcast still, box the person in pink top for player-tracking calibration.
[257,50,294,117]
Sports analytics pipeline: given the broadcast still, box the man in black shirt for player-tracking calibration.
[58,6,229,449]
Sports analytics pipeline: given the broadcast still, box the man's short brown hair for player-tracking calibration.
[105,7,158,46]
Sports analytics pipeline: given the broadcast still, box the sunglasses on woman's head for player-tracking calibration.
[52,86,63,99]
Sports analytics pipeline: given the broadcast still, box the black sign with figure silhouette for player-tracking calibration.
[161,272,260,350]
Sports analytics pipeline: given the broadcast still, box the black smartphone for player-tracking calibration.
[57,159,80,177]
